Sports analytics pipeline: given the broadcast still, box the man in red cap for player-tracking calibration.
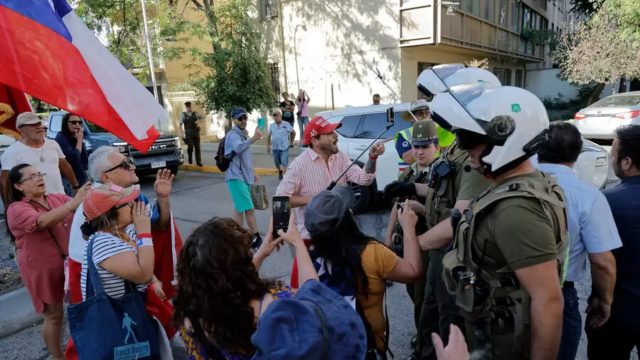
[276,116,385,288]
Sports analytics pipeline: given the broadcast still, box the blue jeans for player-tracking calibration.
[272,149,289,169]
[558,286,581,360]
[298,116,309,139]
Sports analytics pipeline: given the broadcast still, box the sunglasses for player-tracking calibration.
[237,116,248,121]
[412,144,433,149]
[68,120,83,125]
[114,201,134,210]
[104,157,135,173]
[19,172,46,183]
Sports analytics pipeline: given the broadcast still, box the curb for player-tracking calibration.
[0,287,42,339]
[180,164,279,176]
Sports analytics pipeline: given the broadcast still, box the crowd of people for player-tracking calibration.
[3,63,640,360]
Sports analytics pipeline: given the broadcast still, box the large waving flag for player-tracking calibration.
[0,0,161,151]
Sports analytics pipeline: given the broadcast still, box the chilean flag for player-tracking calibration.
[0,0,161,151]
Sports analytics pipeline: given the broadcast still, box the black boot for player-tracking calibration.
[251,232,263,250]
[278,170,283,180]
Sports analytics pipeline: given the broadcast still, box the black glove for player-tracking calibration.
[383,181,416,201]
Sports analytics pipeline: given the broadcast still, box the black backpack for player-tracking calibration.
[214,137,231,172]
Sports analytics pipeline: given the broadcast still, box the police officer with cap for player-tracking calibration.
[385,120,440,348]
[415,66,567,359]
[394,100,456,175]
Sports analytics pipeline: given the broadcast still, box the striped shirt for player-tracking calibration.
[81,224,148,300]
[275,148,376,239]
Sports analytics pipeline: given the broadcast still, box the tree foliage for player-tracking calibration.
[74,0,187,81]
[190,0,275,115]
[554,0,640,86]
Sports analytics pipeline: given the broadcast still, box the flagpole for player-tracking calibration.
[140,0,161,130]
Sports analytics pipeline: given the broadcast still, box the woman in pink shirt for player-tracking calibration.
[296,89,310,142]
[6,164,90,360]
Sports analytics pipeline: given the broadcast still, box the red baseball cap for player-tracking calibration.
[83,184,141,221]
[303,116,342,145]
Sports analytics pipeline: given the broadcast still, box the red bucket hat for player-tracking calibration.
[83,184,141,221]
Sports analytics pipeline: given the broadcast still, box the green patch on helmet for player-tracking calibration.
[511,104,521,113]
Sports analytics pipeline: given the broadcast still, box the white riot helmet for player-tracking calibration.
[430,83,550,176]
[416,64,502,99]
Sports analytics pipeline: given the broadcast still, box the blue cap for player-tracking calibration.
[251,280,366,360]
[231,107,248,119]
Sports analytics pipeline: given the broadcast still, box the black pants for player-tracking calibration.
[586,312,640,359]
[186,136,201,164]
[417,249,465,360]
[406,251,430,330]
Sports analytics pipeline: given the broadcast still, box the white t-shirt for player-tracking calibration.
[1,140,66,194]
[81,225,148,300]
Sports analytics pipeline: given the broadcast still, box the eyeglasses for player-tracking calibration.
[19,172,46,183]
[115,202,134,210]
[104,157,135,173]
[237,116,248,121]
[68,120,83,125]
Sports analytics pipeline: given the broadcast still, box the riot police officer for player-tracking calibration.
[422,67,568,359]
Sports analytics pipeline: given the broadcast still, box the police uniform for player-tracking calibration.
[392,121,439,335]
[442,171,568,359]
[181,110,201,165]
[416,142,490,360]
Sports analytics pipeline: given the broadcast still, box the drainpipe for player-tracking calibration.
[278,0,288,93]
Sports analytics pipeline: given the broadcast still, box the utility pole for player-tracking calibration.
[140,0,162,129]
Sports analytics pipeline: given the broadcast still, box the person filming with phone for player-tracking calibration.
[275,115,385,289]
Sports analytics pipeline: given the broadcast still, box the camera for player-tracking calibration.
[428,161,456,188]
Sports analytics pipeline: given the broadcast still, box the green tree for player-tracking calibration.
[554,0,640,101]
[75,0,186,81]
[190,0,275,116]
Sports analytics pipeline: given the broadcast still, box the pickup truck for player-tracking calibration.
[46,111,184,176]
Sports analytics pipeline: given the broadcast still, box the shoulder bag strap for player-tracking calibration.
[85,236,106,298]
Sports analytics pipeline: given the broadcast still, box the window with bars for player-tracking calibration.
[417,62,437,100]
[261,0,277,20]
[267,62,281,106]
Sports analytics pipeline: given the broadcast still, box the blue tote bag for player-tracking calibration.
[67,237,160,360]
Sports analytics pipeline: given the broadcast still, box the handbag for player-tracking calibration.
[250,183,269,210]
[67,237,160,360]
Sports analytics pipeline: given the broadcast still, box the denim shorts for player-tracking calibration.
[272,149,289,168]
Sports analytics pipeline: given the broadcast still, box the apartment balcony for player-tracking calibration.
[400,0,544,62]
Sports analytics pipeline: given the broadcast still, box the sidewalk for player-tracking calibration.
[0,287,41,338]
[180,141,303,175]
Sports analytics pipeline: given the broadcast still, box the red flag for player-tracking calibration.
[0,83,31,138]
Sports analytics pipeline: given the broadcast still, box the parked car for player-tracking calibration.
[317,103,413,213]
[46,111,184,176]
[573,91,640,142]
[318,104,611,213]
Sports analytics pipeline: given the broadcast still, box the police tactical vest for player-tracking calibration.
[424,143,469,229]
[442,172,568,357]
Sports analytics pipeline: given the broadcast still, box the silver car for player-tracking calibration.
[574,91,640,141]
